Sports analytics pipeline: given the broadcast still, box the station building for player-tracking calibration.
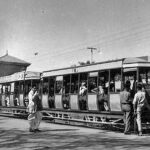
[0,53,30,77]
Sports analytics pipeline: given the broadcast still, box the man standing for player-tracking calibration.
[34,91,43,132]
[133,84,146,136]
[120,82,133,134]
[27,87,37,132]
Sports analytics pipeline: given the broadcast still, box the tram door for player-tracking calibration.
[88,72,98,111]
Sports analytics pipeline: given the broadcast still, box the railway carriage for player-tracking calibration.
[41,56,150,125]
[0,71,41,115]
[1,56,150,129]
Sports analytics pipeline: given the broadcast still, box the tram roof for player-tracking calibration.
[42,56,150,77]
[0,71,41,83]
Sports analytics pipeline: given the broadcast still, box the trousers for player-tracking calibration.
[136,111,142,132]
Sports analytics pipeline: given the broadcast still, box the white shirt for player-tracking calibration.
[28,90,35,105]
[133,90,145,111]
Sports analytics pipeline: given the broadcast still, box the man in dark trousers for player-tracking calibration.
[120,82,133,134]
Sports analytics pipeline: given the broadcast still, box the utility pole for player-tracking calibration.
[87,47,97,63]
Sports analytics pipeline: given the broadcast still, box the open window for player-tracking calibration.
[110,69,121,92]
[55,76,63,94]
[88,72,98,94]
[71,74,79,94]
[43,78,48,95]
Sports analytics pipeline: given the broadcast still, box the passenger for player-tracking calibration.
[79,82,87,96]
[79,82,87,110]
[91,85,103,94]
[98,86,109,111]
[120,82,133,135]
[133,83,146,136]
[27,86,37,132]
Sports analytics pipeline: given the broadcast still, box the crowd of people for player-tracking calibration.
[120,81,146,136]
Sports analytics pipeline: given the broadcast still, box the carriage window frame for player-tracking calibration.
[42,77,49,95]
[88,72,98,94]
[110,69,122,93]
[70,74,79,94]
[49,77,55,96]
[55,76,63,94]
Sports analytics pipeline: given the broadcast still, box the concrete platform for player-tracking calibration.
[0,116,150,150]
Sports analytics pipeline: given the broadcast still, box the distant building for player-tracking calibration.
[0,54,30,77]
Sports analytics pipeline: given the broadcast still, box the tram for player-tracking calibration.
[0,71,41,115]
[41,56,150,125]
[0,56,150,129]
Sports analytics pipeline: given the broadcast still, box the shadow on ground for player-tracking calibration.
[0,127,150,150]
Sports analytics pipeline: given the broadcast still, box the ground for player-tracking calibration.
[0,116,150,150]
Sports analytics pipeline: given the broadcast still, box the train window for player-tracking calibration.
[123,69,136,91]
[2,85,5,94]
[49,77,55,96]
[110,69,121,92]
[43,78,48,95]
[98,71,109,94]
[71,74,78,94]
[55,76,63,94]
[79,73,88,95]
[11,83,14,93]
[20,81,24,94]
[32,80,40,90]
[24,80,31,96]
[14,82,19,95]
[6,84,11,95]
[139,68,150,84]
[88,72,98,93]
[63,75,71,94]
[139,68,150,88]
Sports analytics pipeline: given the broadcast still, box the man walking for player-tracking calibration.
[120,82,133,134]
[133,84,146,136]
[27,86,37,132]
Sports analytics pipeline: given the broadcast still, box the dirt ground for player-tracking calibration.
[0,116,150,150]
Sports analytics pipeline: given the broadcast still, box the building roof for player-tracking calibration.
[0,54,30,66]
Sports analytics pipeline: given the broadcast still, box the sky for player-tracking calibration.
[0,0,150,71]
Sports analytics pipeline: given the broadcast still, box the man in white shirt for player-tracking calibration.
[28,87,37,132]
[133,84,146,136]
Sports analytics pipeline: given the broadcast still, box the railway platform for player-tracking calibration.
[0,116,150,150]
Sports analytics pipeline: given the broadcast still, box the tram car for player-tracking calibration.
[1,56,150,128]
[0,71,41,115]
[40,56,150,126]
